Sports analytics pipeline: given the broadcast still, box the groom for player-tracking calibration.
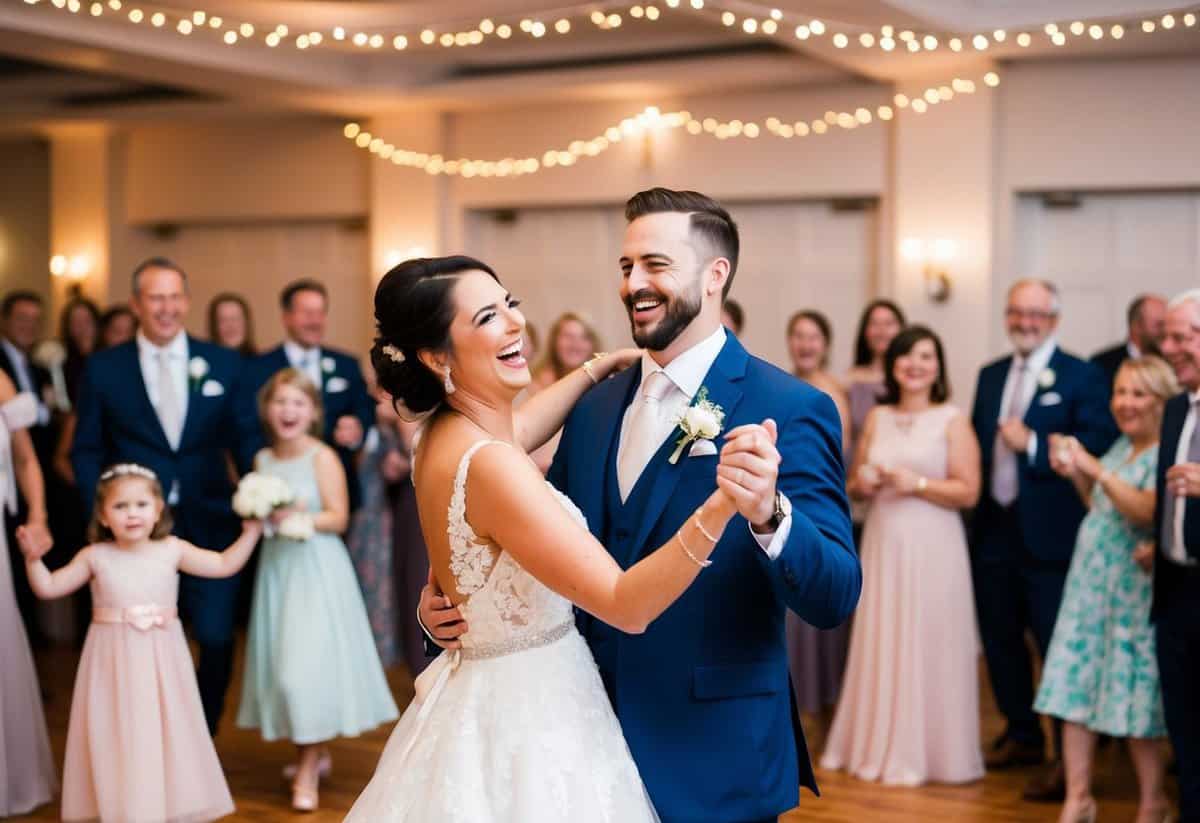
[422,188,861,822]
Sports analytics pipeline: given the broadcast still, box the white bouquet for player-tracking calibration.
[32,340,71,412]
[276,511,315,541]
[232,472,294,520]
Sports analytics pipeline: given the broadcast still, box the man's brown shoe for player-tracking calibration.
[1022,760,1066,803]
[984,736,1045,769]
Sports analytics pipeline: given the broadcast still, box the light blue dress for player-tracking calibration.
[237,446,398,743]
[1034,437,1164,738]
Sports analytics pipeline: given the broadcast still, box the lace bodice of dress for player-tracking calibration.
[447,440,578,653]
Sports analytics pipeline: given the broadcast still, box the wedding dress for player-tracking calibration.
[346,439,658,822]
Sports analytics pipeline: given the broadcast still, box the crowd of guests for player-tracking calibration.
[1,262,1198,822]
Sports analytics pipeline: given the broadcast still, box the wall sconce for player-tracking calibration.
[49,254,92,297]
[900,237,956,303]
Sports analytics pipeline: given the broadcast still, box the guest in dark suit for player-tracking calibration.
[1092,293,1167,394]
[970,279,1118,801]
[1,291,52,645]
[1152,289,1200,822]
[72,257,251,733]
[240,279,373,511]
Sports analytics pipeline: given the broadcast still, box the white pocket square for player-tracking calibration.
[326,376,349,393]
[688,439,718,457]
[200,380,224,397]
[1038,392,1062,407]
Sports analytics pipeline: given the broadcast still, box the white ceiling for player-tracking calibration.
[0,0,1196,128]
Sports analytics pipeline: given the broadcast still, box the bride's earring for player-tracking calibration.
[443,367,456,395]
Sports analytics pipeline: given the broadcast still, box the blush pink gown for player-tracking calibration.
[820,404,984,786]
[62,539,234,822]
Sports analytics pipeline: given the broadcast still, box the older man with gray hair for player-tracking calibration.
[969,278,1117,800]
[1152,288,1200,821]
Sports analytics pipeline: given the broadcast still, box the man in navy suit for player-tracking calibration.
[422,188,861,822]
[1091,293,1166,396]
[970,279,1117,800]
[239,279,373,511]
[72,257,250,733]
[1152,289,1200,822]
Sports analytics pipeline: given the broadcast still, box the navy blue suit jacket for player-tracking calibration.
[548,334,860,823]
[71,338,246,547]
[239,345,373,509]
[971,347,1118,567]
[1151,393,1200,619]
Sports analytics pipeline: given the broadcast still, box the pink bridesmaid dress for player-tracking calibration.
[62,538,234,822]
[820,404,984,786]
[0,393,57,816]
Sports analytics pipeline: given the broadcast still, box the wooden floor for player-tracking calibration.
[12,639,1164,823]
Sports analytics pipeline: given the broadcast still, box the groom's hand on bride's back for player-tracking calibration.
[716,418,782,530]
[419,568,468,650]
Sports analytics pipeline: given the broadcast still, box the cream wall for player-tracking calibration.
[0,138,51,303]
[8,55,1200,374]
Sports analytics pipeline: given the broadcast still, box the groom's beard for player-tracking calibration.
[626,281,703,352]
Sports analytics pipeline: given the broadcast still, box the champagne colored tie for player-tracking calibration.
[991,359,1026,506]
[617,370,675,502]
[157,350,183,449]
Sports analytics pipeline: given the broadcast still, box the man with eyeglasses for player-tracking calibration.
[970,279,1117,801]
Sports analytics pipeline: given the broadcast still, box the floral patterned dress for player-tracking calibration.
[1034,436,1165,738]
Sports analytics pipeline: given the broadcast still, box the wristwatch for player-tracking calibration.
[763,490,792,531]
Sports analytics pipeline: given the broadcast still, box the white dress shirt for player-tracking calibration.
[284,340,324,388]
[997,336,1058,461]
[1168,390,1200,566]
[137,330,188,504]
[1,338,49,425]
[616,326,791,560]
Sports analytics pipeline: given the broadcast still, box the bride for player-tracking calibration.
[346,255,739,821]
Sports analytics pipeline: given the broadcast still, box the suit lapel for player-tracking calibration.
[178,337,202,450]
[626,337,748,564]
[1023,347,1063,425]
[125,343,172,451]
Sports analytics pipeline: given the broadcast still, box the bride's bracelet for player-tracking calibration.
[581,352,609,385]
[677,528,713,569]
[692,514,719,544]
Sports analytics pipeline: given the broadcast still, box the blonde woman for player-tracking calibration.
[529,312,602,472]
[1037,356,1179,823]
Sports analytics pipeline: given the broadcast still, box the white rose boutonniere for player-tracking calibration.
[188,356,209,392]
[1038,368,1056,390]
[669,387,725,464]
[321,356,336,375]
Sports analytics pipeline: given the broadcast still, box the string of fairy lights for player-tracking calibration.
[15,0,1200,54]
[343,72,1001,178]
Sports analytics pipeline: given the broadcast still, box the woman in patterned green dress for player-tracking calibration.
[1035,356,1179,823]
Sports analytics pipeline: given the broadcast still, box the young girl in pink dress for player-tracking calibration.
[18,463,262,823]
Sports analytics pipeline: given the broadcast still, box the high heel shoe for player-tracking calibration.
[291,776,319,813]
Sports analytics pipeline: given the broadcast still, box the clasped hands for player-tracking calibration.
[1048,433,1103,480]
[419,418,783,649]
[15,520,53,562]
[854,464,924,498]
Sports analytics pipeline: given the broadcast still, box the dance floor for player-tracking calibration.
[14,639,1154,822]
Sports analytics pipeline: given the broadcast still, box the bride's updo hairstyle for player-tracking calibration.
[371,255,500,415]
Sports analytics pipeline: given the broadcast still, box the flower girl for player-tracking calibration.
[236,368,397,811]
[17,463,262,823]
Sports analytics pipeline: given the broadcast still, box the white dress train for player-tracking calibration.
[346,440,658,822]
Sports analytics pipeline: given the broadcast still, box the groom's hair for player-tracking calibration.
[624,188,740,298]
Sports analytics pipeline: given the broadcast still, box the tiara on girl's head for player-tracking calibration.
[99,463,158,482]
[381,344,406,363]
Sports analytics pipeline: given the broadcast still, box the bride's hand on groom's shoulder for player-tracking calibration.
[716,418,781,529]
[597,349,641,380]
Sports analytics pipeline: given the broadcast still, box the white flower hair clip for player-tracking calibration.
[100,463,158,482]
[381,344,406,364]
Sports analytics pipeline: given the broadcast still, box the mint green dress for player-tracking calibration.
[1034,437,1165,738]
[237,447,398,743]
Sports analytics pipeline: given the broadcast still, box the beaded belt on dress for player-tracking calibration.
[92,605,177,631]
[459,619,574,660]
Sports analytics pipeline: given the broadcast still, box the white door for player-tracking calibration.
[1009,191,1200,358]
